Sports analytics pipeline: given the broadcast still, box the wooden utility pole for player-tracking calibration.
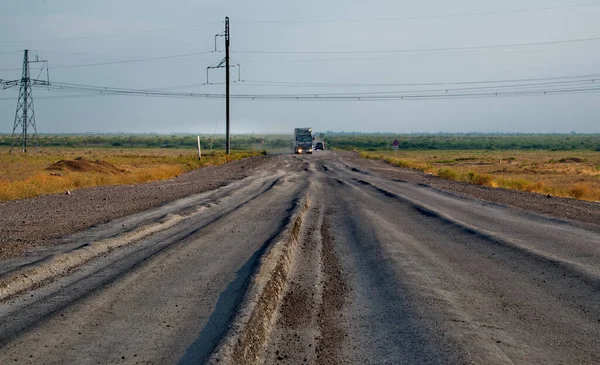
[207,17,239,156]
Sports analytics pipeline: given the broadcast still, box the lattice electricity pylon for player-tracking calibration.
[4,50,49,153]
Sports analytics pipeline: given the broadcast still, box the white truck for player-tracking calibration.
[294,128,314,154]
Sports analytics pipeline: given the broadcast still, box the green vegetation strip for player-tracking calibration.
[322,133,600,151]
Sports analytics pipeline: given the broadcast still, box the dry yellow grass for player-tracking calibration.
[360,150,600,202]
[0,147,262,201]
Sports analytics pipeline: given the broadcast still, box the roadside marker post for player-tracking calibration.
[197,136,202,160]
[393,139,399,156]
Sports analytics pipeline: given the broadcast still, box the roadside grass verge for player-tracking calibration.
[0,148,263,201]
[359,150,600,202]
[359,151,431,171]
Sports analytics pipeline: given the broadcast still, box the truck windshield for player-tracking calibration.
[298,135,312,142]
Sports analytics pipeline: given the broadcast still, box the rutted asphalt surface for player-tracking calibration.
[0,156,270,260]
[1,151,600,364]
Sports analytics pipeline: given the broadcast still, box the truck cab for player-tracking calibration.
[294,128,313,154]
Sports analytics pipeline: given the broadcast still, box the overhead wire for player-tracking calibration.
[0,5,598,108]
[238,40,599,64]
[235,36,600,55]
[233,79,600,96]
[0,93,104,101]
[0,35,596,73]
[1,35,597,73]
[0,50,215,71]
[33,77,579,94]
[239,74,600,87]
[18,76,600,101]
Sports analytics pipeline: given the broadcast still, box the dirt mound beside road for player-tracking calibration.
[0,155,270,260]
[46,157,124,174]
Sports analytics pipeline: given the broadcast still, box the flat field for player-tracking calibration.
[0,147,261,201]
[360,150,600,201]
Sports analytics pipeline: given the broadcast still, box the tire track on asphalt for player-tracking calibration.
[334,167,600,364]
[206,197,311,365]
[322,174,465,365]
[0,169,300,353]
[314,209,349,365]
[262,162,351,365]
[349,177,600,297]
[263,203,323,364]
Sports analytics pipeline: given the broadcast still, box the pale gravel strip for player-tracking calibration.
[0,208,198,300]
[207,196,310,365]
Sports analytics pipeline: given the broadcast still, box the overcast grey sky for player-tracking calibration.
[1,0,600,134]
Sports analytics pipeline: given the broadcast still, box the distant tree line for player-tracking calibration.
[321,133,600,151]
[0,134,293,150]
[1,133,598,151]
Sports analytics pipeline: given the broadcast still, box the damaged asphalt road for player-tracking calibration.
[1,151,599,364]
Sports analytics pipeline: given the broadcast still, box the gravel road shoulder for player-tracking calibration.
[0,156,269,260]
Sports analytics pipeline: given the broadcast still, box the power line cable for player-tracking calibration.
[7,86,600,102]
[1,36,595,73]
[22,78,600,101]
[235,36,600,55]
[0,93,104,101]
[34,77,596,93]
[24,71,600,90]
[225,86,600,100]
[235,79,599,95]
[0,50,214,71]
[239,41,598,63]
[240,74,600,87]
